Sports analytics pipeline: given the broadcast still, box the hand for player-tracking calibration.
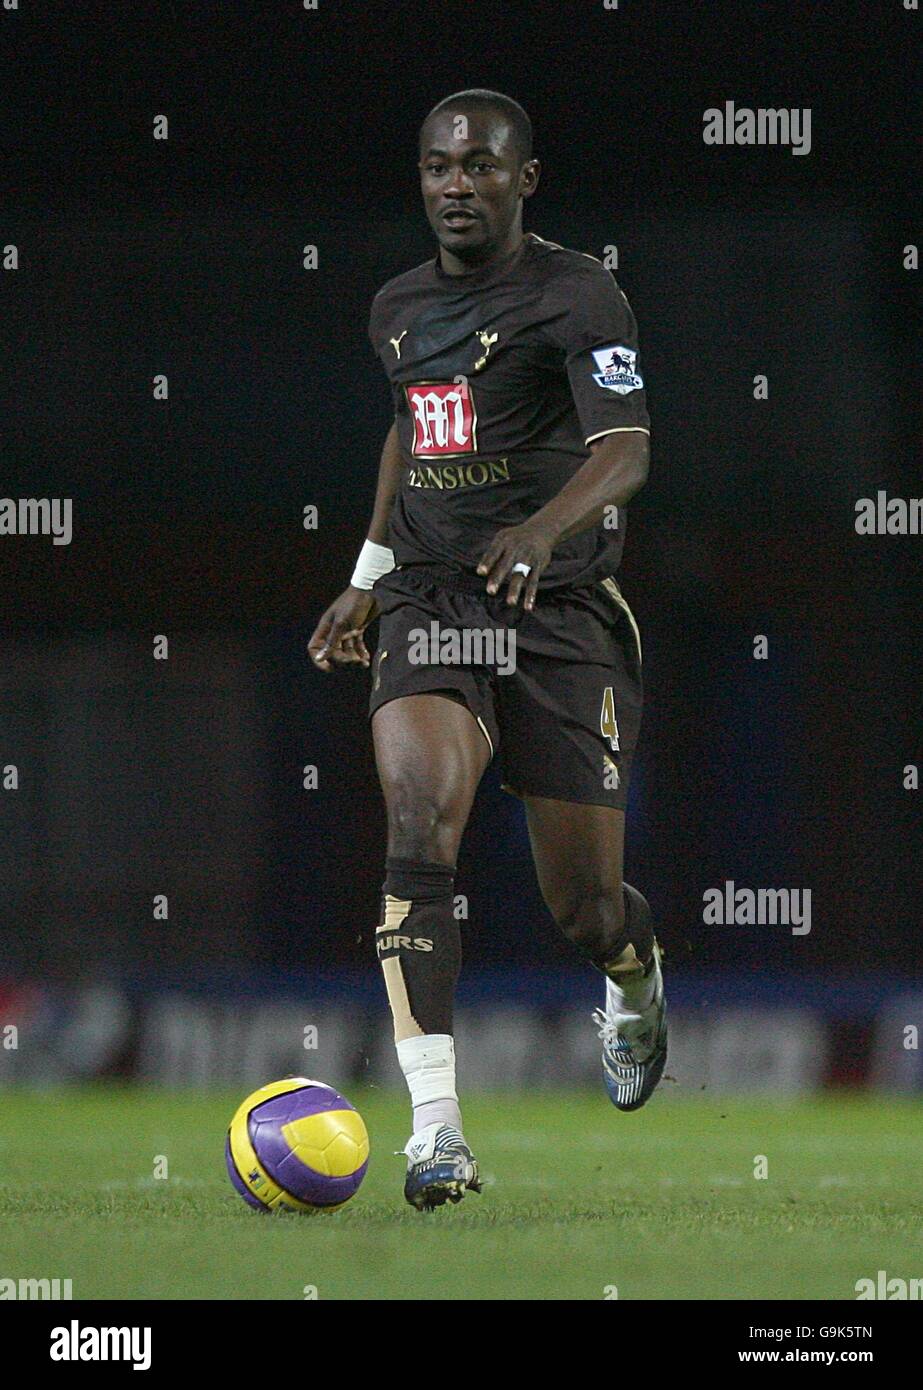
[308,586,379,671]
[475,520,555,611]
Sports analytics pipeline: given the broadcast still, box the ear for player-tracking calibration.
[519,159,541,199]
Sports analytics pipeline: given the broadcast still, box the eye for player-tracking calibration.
[471,162,496,174]
[425,163,446,175]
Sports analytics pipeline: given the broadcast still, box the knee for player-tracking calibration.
[548,883,625,957]
[385,783,462,862]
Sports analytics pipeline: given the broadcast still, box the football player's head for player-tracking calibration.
[419,89,540,264]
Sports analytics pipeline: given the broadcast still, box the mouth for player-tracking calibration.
[440,208,481,229]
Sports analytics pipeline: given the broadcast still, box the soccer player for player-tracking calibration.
[309,90,666,1211]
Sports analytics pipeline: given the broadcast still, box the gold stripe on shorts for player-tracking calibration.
[599,576,642,666]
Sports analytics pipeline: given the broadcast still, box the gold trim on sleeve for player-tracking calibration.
[586,426,651,446]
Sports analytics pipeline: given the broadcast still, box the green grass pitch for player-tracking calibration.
[1,1087,921,1300]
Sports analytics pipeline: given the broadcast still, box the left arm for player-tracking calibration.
[476,429,650,611]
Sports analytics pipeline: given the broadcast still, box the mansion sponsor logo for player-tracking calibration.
[854,491,923,535]
[855,1270,923,1300]
[405,381,478,456]
[0,1276,73,1299]
[0,497,72,545]
[406,458,510,491]
[703,881,811,935]
[50,1320,151,1370]
[407,621,516,676]
[703,101,812,156]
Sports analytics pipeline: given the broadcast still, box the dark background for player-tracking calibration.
[1,0,920,988]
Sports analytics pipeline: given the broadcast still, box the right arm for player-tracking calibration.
[308,422,403,671]
[365,420,403,547]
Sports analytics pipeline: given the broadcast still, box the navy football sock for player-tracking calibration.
[376,857,461,1040]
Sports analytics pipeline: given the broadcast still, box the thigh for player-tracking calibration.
[369,571,501,760]
[497,584,642,810]
[372,693,492,864]
[498,653,641,809]
[523,796,625,920]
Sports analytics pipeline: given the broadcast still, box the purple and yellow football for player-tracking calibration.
[226,1078,369,1213]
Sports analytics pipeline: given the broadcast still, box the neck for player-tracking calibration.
[438,224,525,277]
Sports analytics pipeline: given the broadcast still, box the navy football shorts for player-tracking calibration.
[368,563,643,810]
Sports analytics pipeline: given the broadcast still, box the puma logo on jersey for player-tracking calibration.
[376,933,434,955]
[389,330,408,358]
[473,329,498,371]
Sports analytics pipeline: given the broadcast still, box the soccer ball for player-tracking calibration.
[225,1077,369,1213]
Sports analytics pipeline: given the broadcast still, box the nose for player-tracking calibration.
[442,168,475,199]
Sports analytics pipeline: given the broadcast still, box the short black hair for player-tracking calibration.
[420,89,533,166]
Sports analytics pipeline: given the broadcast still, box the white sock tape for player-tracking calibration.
[396,1033,457,1107]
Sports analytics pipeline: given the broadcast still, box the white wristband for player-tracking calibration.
[351,538,395,591]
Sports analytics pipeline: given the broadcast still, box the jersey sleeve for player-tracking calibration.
[368,291,403,414]
[368,292,384,352]
[547,262,650,445]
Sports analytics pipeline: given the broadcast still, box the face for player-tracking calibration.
[418,107,539,264]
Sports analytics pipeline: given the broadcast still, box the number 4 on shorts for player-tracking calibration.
[600,686,620,752]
